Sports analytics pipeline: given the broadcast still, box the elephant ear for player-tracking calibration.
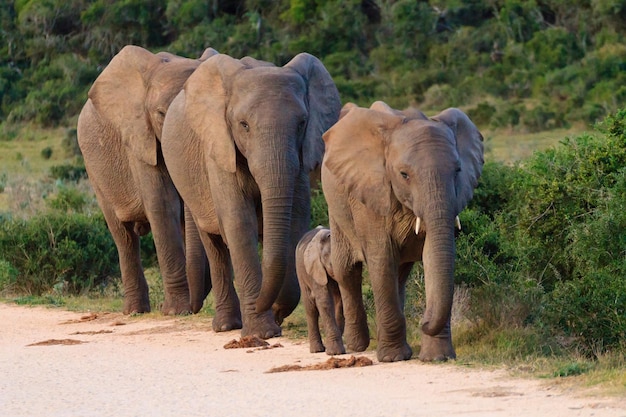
[339,102,358,119]
[184,54,245,173]
[88,45,159,166]
[323,107,405,216]
[304,229,329,287]
[370,100,403,116]
[285,53,341,173]
[198,47,219,61]
[239,56,275,68]
[431,108,484,213]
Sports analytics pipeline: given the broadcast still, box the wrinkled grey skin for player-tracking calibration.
[295,226,345,355]
[77,45,216,315]
[161,53,341,338]
[321,101,484,362]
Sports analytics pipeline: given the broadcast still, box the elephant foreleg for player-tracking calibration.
[368,254,412,362]
[198,232,242,332]
[418,319,455,362]
[335,261,369,352]
[302,288,325,353]
[317,284,346,355]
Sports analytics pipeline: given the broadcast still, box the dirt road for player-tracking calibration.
[0,303,624,417]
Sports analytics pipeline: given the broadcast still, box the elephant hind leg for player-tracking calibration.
[97,196,150,314]
[200,233,242,332]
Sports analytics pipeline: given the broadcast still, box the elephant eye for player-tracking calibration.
[240,121,250,132]
[400,171,409,180]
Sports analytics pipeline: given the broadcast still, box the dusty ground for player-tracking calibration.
[1,303,624,417]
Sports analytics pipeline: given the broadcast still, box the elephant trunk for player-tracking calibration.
[419,182,456,337]
[251,131,299,314]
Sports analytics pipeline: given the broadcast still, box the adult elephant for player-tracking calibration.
[161,53,341,338]
[77,45,216,315]
[321,101,484,362]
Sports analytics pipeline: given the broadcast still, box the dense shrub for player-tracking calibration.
[456,108,626,355]
[0,213,118,295]
[2,1,625,131]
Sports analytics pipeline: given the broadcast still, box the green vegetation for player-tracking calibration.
[1,0,625,391]
[2,1,625,131]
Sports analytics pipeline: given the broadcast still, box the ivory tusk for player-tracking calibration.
[455,216,461,231]
[415,217,421,235]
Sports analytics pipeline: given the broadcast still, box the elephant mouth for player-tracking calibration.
[415,216,461,235]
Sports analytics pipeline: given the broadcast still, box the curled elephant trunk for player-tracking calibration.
[420,215,456,337]
[252,145,298,314]
[255,195,294,313]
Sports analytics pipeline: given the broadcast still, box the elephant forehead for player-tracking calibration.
[393,122,456,150]
[233,68,306,96]
[388,124,458,168]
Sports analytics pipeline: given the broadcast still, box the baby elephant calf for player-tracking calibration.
[295,226,345,355]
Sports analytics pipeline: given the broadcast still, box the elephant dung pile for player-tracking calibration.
[265,355,373,373]
[223,335,283,350]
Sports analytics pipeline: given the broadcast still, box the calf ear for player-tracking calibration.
[304,230,329,286]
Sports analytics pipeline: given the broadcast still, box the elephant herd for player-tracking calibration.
[76,45,484,363]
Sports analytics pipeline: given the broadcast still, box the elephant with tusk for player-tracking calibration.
[321,101,484,362]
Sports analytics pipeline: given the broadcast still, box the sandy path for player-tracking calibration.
[0,303,624,417]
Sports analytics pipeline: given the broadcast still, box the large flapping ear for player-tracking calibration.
[304,229,330,286]
[285,53,342,173]
[198,48,219,61]
[322,106,405,216]
[431,108,485,213]
[370,101,428,121]
[88,45,159,166]
[370,100,403,116]
[339,102,358,119]
[239,56,275,68]
[184,54,245,173]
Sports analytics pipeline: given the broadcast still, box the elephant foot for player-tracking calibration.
[241,310,282,339]
[377,340,413,362]
[324,339,346,356]
[212,310,243,332]
[123,298,151,315]
[161,292,192,316]
[418,333,456,362]
[344,321,370,352]
[309,340,325,353]
[190,299,204,314]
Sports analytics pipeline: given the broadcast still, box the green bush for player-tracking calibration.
[543,271,626,356]
[454,108,626,355]
[0,212,118,295]
[40,146,53,159]
[45,186,88,213]
[49,162,87,181]
[310,187,329,228]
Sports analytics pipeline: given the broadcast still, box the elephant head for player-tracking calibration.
[323,101,483,344]
[88,45,217,166]
[173,52,341,322]
[303,227,333,286]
